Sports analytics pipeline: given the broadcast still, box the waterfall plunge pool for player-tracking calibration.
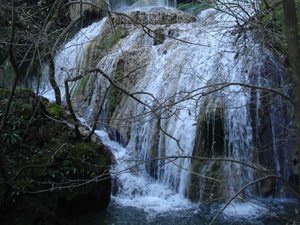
[62,117,297,224]
[72,125,300,225]
[69,197,299,224]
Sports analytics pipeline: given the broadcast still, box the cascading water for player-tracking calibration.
[110,0,176,10]
[40,18,107,101]
[48,0,297,223]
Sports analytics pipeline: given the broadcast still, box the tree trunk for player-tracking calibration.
[47,46,62,106]
[0,0,17,210]
[43,0,65,106]
[282,0,300,193]
[64,78,81,140]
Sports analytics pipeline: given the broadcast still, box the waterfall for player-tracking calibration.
[39,18,107,101]
[49,0,295,215]
[110,0,177,10]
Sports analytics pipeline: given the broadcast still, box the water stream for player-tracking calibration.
[42,0,298,224]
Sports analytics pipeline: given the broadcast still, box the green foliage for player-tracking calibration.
[0,0,72,83]
[0,88,110,218]
[1,59,15,87]
[0,114,22,147]
[0,88,9,97]
[74,142,104,163]
[47,103,63,119]
[40,140,106,182]
[0,88,34,148]
[0,47,7,66]
[257,0,300,56]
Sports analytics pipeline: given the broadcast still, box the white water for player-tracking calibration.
[39,18,107,101]
[47,0,294,221]
[111,0,176,11]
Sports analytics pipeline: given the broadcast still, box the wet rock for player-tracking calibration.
[70,0,108,26]
[110,10,196,25]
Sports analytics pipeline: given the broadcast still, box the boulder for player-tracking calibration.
[0,88,112,225]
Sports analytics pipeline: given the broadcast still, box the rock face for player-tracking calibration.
[0,88,111,225]
[58,7,296,204]
[110,10,196,25]
[70,10,196,144]
[189,100,227,202]
[70,0,108,25]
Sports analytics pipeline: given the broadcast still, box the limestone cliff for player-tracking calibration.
[56,7,296,203]
[0,88,112,225]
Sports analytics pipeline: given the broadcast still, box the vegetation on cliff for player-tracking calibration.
[0,88,111,225]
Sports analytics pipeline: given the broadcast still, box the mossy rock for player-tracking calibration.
[201,161,225,202]
[153,28,165,45]
[107,62,124,117]
[73,75,89,97]
[189,160,226,203]
[0,87,112,225]
[47,103,64,119]
[189,159,206,202]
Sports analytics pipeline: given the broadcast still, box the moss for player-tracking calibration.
[41,98,49,105]
[192,98,210,158]
[74,142,98,160]
[189,161,225,203]
[99,0,108,9]
[87,75,97,105]
[1,88,111,225]
[154,28,165,45]
[47,103,63,119]
[17,103,33,120]
[98,27,123,53]
[205,107,224,157]
[107,87,120,116]
[107,64,123,117]
[193,98,225,158]
[16,87,30,92]
[0,88,9,97]
[73,75,89,97]
[108,29,122,48]
[189,159,208,202]
[189,98,226,202]
[46,137,67,153]
[202,161,225,201]
[100,155,107,166]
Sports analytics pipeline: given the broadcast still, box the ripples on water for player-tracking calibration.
[69,198,299,225]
